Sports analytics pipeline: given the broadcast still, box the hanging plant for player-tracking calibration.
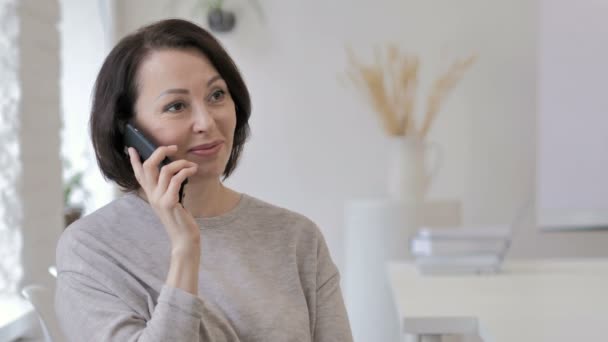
[194,0,236,33]
[190,0,266,33]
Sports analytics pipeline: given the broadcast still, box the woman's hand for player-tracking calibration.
[128,145,200,251]
[129,145,201,295]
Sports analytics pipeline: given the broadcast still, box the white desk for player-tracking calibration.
[388,259,608,342]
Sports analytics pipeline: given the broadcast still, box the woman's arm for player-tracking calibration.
[167,243,201,295]
[56,273,204,341]
[128,145,202,296]
[313,231,354,342]
[55,232,207,342]
[55,146,215,341]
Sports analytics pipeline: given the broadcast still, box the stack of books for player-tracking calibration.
[409,225,512,275]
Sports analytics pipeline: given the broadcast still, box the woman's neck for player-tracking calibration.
[137,178,241,218]
[184,178,240,218]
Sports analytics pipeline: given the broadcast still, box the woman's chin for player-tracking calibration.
[189,167,224,181]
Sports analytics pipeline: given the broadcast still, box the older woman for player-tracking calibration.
[55,18,352,342]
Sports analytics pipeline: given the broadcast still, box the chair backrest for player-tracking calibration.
[48,266,57,278]
[21,284,64,342]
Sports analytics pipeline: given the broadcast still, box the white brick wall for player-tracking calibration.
[0,0,22,295]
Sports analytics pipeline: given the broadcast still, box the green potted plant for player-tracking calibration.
[63,159,89,227]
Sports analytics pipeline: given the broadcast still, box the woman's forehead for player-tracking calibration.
[137,49,221,94]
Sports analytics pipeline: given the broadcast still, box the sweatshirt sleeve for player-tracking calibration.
[55,229,205,342]
[312,229,354,342]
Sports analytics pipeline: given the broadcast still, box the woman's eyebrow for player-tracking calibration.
[156,75,223,100]
[156,88,189,100]
[207,75,223,86]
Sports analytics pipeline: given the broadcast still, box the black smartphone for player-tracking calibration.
[123,122,188,204]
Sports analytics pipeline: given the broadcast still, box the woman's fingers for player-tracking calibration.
[127,145,199,251]
[128,147,144,183]
[156,159,198,197]
[161,166,198,207]
[128,144,197,210]
[141,145,178,185]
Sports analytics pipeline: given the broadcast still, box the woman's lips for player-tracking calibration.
[188,141,223,157]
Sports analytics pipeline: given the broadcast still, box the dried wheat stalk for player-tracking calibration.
[345,45,403,136]
[419,54,477,139]
[342,45,476,139]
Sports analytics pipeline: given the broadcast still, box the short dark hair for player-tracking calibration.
[90,18,251,191]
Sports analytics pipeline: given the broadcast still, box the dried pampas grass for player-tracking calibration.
[341,45,476,139]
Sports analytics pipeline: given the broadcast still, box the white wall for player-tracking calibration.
[107,0,608,271]
[18,0,63,290]
[60,0,115,214]
[537,0,608,222]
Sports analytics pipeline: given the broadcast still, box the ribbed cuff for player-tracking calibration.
[157,285,205,318]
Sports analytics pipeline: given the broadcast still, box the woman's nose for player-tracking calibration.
[192,105,216,133]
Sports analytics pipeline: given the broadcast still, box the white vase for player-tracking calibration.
[343,199,418,342]
[387,136,442,203]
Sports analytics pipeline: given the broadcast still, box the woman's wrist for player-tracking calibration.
[167,243,201,295]
[171,240,201,259]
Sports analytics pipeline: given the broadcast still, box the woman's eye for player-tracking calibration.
[209,89,226,103]
[165,102,186,113]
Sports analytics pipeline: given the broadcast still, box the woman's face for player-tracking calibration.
[133,48,236,180]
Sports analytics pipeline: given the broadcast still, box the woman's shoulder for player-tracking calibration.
[57,192,156,256]
[63,192,148,233]
[242,195,336,273]
[240,193,323,239]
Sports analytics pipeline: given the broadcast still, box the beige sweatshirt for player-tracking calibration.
[55,192,353,342]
